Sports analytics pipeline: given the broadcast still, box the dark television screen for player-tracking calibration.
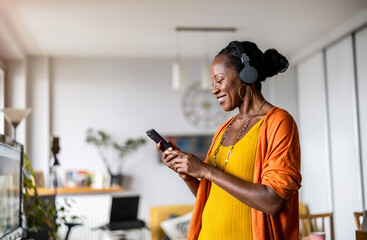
[0,135,23,240]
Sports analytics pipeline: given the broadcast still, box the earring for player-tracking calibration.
[238,85,252,101]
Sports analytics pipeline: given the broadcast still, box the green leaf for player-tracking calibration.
[85,128,147,173]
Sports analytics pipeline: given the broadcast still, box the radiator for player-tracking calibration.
[56,194,111,240]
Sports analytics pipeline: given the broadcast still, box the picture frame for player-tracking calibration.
[160,135,213,162]
[33,171,45,188]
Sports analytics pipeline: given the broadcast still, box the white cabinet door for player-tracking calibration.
[0,69,4,134]
[297,52,331,214]
[326,36,361,240]
[355,26,367,208]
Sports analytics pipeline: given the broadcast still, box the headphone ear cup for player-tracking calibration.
[239,66,258,85]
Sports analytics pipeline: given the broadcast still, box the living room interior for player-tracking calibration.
[1,1,367,240]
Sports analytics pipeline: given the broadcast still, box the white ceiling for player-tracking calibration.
[0,0,366,61]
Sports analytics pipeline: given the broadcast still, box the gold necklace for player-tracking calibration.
[213,99,266,171]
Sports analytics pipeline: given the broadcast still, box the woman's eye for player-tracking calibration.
[217,79,224,84]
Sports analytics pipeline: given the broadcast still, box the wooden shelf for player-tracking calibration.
[356,230,367,240]
[32,186,123,196]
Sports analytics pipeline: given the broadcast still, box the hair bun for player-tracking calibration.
[263,49,289,78]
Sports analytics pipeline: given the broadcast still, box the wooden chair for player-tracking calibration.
[299,212,334,240]
[355,211,364,230]
[299,202,310,240]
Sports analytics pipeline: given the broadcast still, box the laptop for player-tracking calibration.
[106,195,145,231]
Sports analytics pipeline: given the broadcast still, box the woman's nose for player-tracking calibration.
[212,84,219,95]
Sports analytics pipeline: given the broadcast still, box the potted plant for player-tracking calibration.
[23,154,80,239]
[85,128,146,187]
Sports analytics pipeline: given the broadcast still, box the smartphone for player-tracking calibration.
[146,129,172,151]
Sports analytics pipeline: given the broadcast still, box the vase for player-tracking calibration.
[110,174,123,187]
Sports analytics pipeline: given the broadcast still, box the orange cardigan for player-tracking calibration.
[187,107,302,240]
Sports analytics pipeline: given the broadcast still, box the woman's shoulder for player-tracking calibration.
[261,107,300,148]
[266,106,295,124]
[263,107,298,134]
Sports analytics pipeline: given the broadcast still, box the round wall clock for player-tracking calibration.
[182,81,228,128]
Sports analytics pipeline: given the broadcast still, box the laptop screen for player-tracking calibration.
[109,196,139,223]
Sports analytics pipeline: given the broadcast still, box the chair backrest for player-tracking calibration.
[354,211,364,230]
[299,212,334,240]
[299,202,310,216]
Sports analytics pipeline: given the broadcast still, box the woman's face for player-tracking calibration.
[211,55,243,111]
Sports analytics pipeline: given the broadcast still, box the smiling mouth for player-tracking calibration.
[218,96,226,104]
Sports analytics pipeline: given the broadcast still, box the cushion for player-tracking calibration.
[163,214,179,240]
[160,211,192,240]
[150,204,194,240]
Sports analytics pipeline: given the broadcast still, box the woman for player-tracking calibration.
[158,41,302,240]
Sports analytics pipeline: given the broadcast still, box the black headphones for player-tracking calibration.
[229,41,258,85]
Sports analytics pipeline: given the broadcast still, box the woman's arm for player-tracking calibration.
[204,165,285,216]
[181,175,200,197]
[168,150,285,216]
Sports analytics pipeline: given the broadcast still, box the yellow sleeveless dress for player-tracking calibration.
[197,118,264,240]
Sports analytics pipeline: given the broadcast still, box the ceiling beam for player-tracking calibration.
[175,27,237,32]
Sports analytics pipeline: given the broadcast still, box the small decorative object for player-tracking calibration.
[85,129,146,187]
[49,136,61,189]
[65,170,89,187]
[33,171,45,188]
[1,108,31,140]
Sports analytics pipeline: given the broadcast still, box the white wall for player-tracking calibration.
[5,61,27,144]
[268,65,298,122]
[26,57,51,181]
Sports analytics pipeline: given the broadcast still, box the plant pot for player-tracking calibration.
[110,174,123,187]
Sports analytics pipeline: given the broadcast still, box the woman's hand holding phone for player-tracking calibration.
[146,129,199,181]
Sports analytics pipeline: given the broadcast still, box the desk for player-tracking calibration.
[101,229,145,240]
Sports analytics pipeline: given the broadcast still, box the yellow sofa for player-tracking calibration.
[150,204,194,240]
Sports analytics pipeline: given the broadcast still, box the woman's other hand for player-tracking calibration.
[156,140,179,153]
[157,141,197,181]
[157,141,179,168]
